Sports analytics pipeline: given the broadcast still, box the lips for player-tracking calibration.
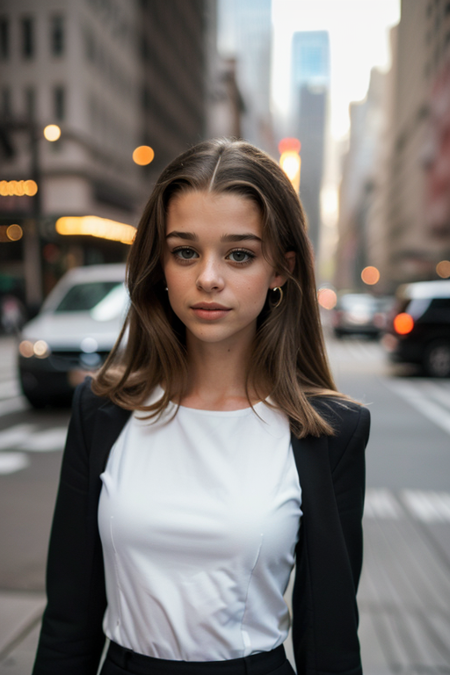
[191,303,230,310]
[191,303,231,320]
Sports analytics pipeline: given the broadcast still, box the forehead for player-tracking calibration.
[166,190,262,233]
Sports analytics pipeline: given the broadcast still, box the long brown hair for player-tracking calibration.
[93,138,347,437]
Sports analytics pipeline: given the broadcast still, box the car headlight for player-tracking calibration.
[19,340,51,359]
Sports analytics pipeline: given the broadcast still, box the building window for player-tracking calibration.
[22,17,34,58]
[1,87,11,117]
[0,17,9,59]
[51,15,64,56]
[54,85,65,121]
[25,87,35,120]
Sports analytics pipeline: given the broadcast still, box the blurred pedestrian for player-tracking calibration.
[32,139,370,675]
[0,294,25,334]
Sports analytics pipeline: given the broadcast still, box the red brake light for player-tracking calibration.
[393,312,414,335]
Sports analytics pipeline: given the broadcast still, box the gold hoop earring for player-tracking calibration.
[272,286,283,309]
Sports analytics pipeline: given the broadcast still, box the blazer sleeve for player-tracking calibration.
[291,401,370,675]
[330,404,371,591]
[32,380,107,675]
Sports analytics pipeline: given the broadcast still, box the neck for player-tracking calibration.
[181,333,260,410]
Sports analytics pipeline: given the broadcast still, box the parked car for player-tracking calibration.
[383,279,450,377]
[18,264,128,407]
[331,293,393,339]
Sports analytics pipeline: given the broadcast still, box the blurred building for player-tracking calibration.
[140,0,208,179]
[336,0,450,293]
[205,0,244,139]
[335,68,387,291]
[217,0,275,153]
[289,31,330,256]
[0,0,213,309]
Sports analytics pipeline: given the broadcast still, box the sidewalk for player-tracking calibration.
[0,591,45,675]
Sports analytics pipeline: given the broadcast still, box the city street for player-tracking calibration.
[0,334,450,674]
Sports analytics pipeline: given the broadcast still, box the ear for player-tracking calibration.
[270,251,296,289]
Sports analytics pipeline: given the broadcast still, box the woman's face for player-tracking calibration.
[162,190,286,350]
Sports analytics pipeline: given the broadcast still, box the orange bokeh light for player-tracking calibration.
[132,145,155,166]
[278,137,301,154]
[361,266,380,285]
[317,288,337,310]
[436,260,450,278]
[393,313,414,335]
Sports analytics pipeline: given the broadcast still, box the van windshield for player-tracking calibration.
[54,282,123,313]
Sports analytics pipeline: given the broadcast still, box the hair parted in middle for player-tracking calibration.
[93,137,344,438]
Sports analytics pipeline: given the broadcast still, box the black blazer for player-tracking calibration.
[32,378,370,675]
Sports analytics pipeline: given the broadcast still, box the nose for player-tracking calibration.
[196,255,224,292]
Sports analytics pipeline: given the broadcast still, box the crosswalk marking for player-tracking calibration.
[383,379,450,436]
[0,379,20,400]
[0,452,30,475]
[0,423,67,453]
[364,488,403,519]
[18,427,68,452]
[365,488,450,522]
[0,395,28,418]
[401,490,450,523]
[0,424,36,450]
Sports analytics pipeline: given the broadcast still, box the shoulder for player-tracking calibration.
[71,376,110,441]
[309,396,371,470]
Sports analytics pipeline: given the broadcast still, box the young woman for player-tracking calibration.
[32,139,370,675]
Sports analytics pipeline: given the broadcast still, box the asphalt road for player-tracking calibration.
[0,333,450,674]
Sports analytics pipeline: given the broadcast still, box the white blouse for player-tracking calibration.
[98,387,302,661]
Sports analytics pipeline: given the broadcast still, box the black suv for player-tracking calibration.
[384,280,450,377]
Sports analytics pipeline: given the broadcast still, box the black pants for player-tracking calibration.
[100,641,295,675]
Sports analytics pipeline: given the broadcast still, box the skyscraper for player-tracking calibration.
[217,0,274,152]
[290,31,330,255]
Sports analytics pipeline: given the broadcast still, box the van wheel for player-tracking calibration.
[424,341,450,377]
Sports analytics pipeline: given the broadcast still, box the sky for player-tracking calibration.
[271,0,401,139]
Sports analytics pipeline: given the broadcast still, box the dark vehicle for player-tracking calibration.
[384,280,450,377]
[332,293,392,339]
[18,264,127,407]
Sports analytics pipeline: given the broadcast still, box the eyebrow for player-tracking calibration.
[165,231,262,243]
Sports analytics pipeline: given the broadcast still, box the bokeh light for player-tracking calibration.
[6,224,23,241]
[33,340,50,357]
[24,180,38,196]
[132,145,155,165]
[0,180,38,196]
[436,260,450,278]
[281,154,301,180]
[361,266,380,285]
[43,124,61,141]
[19,341,35,358]
[317,287,337,310]
[393,313,414,335]
[56,215,136,244]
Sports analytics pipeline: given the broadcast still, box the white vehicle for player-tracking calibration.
[18,264,128,407]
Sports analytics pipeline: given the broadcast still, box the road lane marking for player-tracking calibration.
[383,379,450,436]
[401,490,450,523]
[0,424,36,450]
[364,488,403,519]
[0,453,30,474]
